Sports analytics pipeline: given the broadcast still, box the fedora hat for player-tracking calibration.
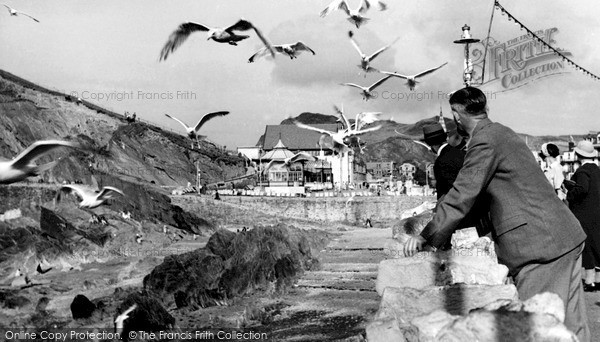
[422,123,447,146]
[574,140,597,158]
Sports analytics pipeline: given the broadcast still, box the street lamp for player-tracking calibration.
[454,24,480,86]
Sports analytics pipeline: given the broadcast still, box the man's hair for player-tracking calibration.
[449,87,487,115]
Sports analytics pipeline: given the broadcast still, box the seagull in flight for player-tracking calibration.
[348,31,398,76]
[165,111,230,149]
[248,41,315,63]
[0,140,80,184]
[334,106,381,153]
[57,185,124,209]
[341,74,392,100]
[320,0,387,29]
[294,118,381,153]
[2,4,39,22]
[381,62,448,91]
[159,19,275,61]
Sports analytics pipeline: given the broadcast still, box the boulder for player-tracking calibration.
[376,252,441,294]
[70,294,96,319]
[205,229,237,259]
[375,284,519,323]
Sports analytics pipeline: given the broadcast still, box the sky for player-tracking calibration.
[1,0,599,149]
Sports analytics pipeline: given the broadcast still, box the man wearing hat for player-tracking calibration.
[566,140,600,293]
[404,87,589,341]
[422,123,466,199]
[422,123,491,243]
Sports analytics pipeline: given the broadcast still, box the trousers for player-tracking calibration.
[514,242,590,342]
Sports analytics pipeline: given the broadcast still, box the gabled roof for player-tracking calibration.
[261,139,295,160]
[262,124,339,150]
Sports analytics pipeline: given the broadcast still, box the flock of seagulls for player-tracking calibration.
[320,0,387,28]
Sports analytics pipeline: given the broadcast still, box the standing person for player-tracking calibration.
[565,140,600,292]
[539,143,566,201]
[421,123,490,244]
[403,87,589,341]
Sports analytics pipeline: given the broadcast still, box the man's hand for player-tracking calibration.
[404,235,427,257]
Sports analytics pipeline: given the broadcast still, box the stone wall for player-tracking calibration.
[172,195,434,226]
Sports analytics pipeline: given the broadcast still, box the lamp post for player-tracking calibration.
[453,24,480,86]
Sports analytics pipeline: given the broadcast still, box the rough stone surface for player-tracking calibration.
[435,298,577,341]
[400,202,436,219]
[376,253,441,294]
[365,318,407,342]
[410,310,459,341]
[376,250,509,295]
[375,284,519,323]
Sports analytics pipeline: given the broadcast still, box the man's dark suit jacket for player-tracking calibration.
[434,144,466,199]
[420,118,586,275]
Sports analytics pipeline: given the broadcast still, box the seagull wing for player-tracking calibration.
[413,62,448,78]
[348,31,364,56]
[356,112,381,129]
[97,186,124,200]
[359,0,371,14]
[248,47,271,63]
[294,121,334,136]
[351,124,382,136]
[60,184,95,201]
[380,71,409,80]
[11,140,79,169]
[341,83,365,90]
[228,19,275,58]
[334,105,352,130]
[368,74,392,91]
[164,113,191,130]
[225,19,254,32]
[16,10,39,22]
[194,111,230,132]
[262,160,276,173]
[367,44,391,61]
[320,0,344,17]
[291,42,315,55]
[377,1,388,11]
[2,4,11,13]
[159,22,210,61]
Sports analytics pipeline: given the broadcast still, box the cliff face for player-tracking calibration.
[0,69,246,187]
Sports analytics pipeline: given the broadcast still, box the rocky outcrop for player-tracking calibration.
[115,292,175,342]
[144,225,330,309]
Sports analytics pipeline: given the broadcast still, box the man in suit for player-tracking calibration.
[404,87,589,341]
[421,123,466,200]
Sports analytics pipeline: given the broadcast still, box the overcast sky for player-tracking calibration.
[1,0,599,149]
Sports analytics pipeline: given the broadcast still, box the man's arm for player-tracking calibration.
[419,136,498,248]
